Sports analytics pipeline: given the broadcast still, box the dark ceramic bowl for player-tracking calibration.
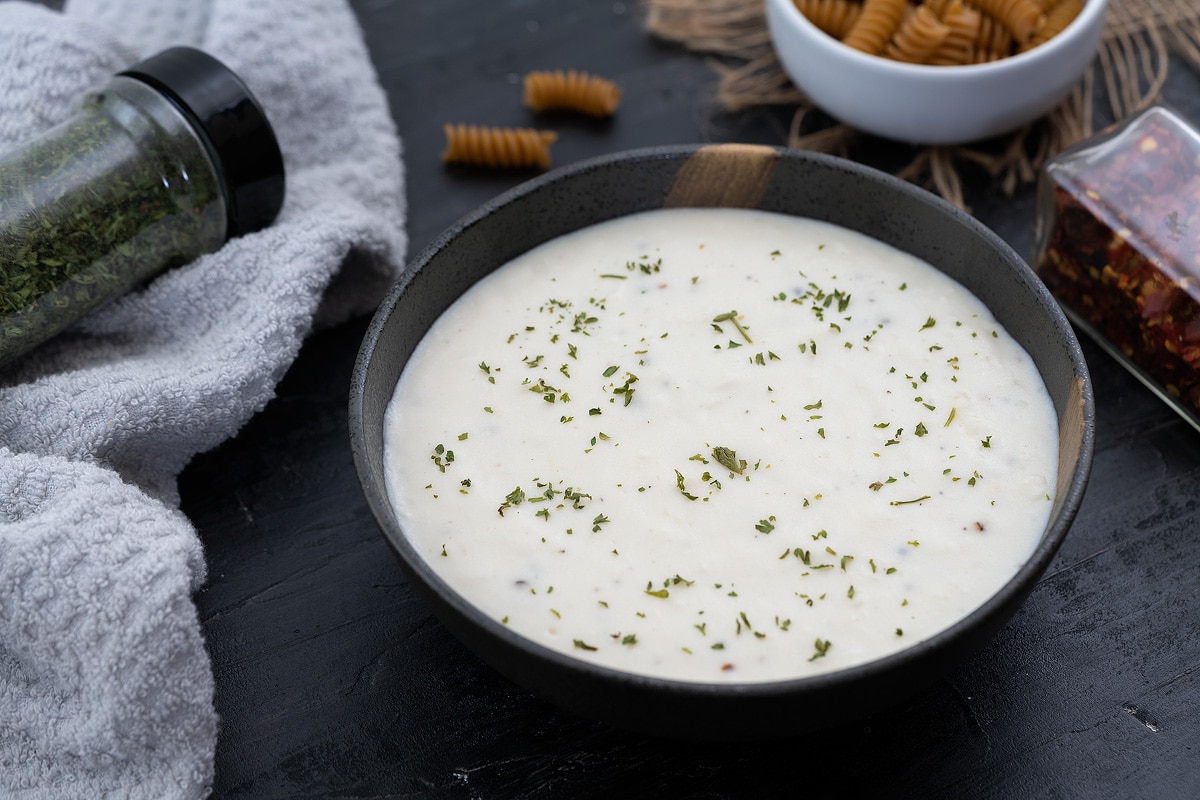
[350,144,1094,740]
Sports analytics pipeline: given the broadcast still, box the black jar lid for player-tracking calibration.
[122,47,286,238]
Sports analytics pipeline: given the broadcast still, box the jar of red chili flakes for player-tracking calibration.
[1033,104,1200,427]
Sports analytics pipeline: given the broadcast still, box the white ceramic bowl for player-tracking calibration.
[764,0,1108,145]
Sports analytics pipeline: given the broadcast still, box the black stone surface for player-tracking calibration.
[178,2,1200,797]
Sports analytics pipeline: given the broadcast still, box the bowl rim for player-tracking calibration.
[351,143,1095,708]
[766,0,1110,78]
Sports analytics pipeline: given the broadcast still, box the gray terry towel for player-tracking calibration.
[0,0,406,797]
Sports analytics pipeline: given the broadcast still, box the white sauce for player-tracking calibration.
[383,208,1058,684]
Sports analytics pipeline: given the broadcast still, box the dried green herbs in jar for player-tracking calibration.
[0,47,285,366]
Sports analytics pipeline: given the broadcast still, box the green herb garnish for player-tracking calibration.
[675,470,699,501]
[0,89,225,365]
[712,310,752,343]
[712,446,747,475]
[644,581,669,599]
[808,638,832,661]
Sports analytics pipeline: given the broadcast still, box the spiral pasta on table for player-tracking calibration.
[791,0,1085,64]
[523,70,623,117]
[441,124,558,170]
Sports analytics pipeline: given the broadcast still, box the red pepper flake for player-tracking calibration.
[1035,107,1200,412]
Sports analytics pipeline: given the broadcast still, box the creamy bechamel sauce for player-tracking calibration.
[383,208,1058,683]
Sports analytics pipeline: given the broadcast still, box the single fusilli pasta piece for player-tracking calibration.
[523,70,622,117]
[973,10,1016,56]
[441,124,558,169]
[841,0,908,55]
[922,0,956,17]
[926,0,982,64]
[1020,0,1084,50]
[885,5,952,62]
[969,0,1045,42]
[794,0,863,39]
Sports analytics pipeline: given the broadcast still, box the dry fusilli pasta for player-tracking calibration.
[795,0,1088,66]
[974,10,1016,57]
[523,70,622,117]
[885,4,951,62]
[441,124,558,169]
[842,0,908,54]
[970,0,1045,42]
[1021,0,1084,50]
[926,1,981,64]
[793,0,863,39]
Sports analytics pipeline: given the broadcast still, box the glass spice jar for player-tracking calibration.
[0,46,285,366]
[1032,104,1200,429]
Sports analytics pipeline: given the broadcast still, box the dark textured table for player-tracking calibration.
[180,2,1200,797]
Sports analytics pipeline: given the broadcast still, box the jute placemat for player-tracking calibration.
[644,0,1200,208]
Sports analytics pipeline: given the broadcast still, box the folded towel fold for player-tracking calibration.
[0,1,406,796]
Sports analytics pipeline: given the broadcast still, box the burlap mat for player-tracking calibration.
[644,0,1200,208]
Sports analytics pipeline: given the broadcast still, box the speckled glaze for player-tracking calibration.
[350,144,1094,739]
